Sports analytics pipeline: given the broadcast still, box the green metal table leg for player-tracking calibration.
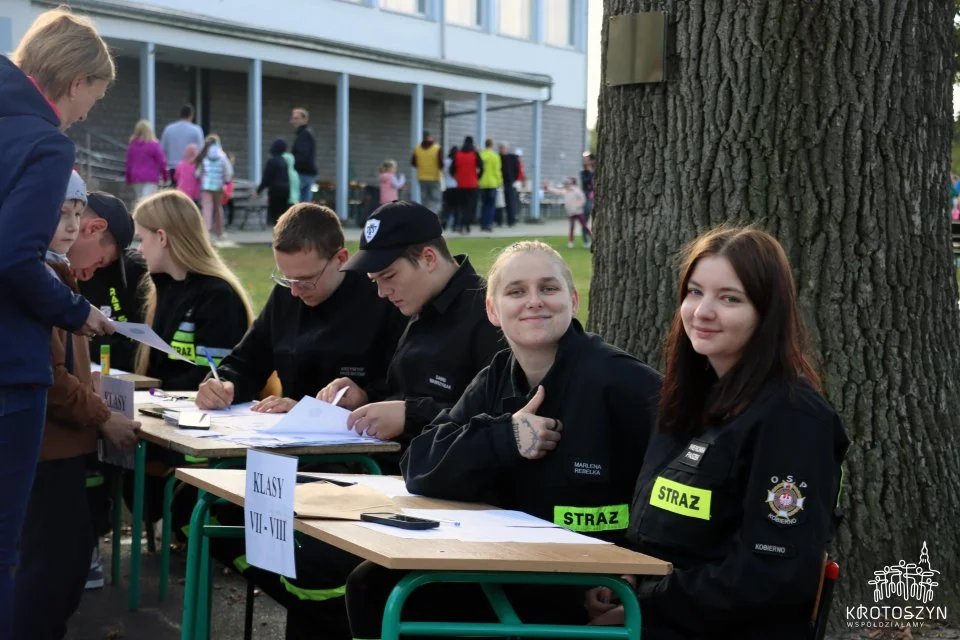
[382,572,642,639]
[159,473,176,602]
[196,531,212,639]
[181,491,217,640]
[111,465,122,586]
[128,440,146,611]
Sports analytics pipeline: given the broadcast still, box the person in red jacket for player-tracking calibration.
[450,136,483,234]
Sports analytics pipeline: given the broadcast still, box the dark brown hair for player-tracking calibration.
[658,226,821,440]
[401,237,454,266]
[273,203,344,257]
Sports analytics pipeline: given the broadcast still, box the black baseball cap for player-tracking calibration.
[342,201,443,274]
[86,191,134,284]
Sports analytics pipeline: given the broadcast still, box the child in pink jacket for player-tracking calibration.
[125,120,167,201]
[174,144,202,204]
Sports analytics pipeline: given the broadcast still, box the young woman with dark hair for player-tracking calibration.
[587,226,850,640]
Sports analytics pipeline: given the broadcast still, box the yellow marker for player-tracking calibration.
[650,476,712,520]
[100,344,111,375]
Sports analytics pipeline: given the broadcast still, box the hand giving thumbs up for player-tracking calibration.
[511,385,563,460]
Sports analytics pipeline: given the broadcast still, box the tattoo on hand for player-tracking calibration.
[512,416,539,456]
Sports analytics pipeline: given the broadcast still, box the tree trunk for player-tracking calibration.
[591,0,960,622]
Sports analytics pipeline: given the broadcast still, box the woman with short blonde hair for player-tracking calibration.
[126,119,168,201]
[0,7,115,632]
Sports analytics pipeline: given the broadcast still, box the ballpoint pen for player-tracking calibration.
[201,347,221,383]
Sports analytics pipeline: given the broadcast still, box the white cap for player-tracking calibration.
[64,170,87,205]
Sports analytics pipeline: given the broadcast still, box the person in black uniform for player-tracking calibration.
[586,227,849,640]
[317,200,504,446]
[344,240,662,638]
[80,249,147,372]
[131,190,253,389]
[196,202,407,640]
[195,202,406,413]
[272,202,501,640]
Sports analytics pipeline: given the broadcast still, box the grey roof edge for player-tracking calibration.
[33,0,554,89]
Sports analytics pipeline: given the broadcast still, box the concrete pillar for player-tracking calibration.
[476,93,487,147]
[336,73,350,221]
[139,42,156,128]
[410,83,424,203]
[247,59,262,184]
[530,100,543,220]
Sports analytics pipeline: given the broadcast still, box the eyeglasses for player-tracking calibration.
[271,255,337,292]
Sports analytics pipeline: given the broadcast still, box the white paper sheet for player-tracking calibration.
[266,396,352,434]
[356,521,611,544]
[111,321,195,364]
[98,375,136,469]
[299,474,412,498]
[401,509,559,529]
[245,451,297,578]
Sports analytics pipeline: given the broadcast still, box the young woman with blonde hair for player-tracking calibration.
[126,119,168,201]
[344,240,663,639]
[0,7,115,630]
[132,190,252,389]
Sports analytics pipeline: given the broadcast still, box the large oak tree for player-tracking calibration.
[590,0,960,619]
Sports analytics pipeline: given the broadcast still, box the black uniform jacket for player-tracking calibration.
[385,255,503,439]
[146,272,250,391]
[80,250,148,372]
[216,271,406,403]
[402,321,662,543]
[627,380,849,638]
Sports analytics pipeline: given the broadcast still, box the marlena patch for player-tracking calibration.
[765,475,807,526]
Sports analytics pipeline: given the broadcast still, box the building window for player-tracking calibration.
[446,0,481,27]
[498,0,532,39]
[544,0,576,47]
[381,0,427,15]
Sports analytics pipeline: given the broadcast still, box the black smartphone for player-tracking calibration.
[296,474,356,487]
[360,513,439,530]
[138,405,166,419]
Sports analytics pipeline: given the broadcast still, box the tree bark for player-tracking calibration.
[591,0,960,620]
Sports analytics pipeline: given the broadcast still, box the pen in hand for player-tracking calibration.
[202,347,221,383]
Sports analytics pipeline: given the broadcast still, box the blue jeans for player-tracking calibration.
[299,174,317,204]
[0,386,48,637]
[480,188,497,229]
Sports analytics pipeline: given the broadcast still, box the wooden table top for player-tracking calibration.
[137,413,400,459]
[176,468,672,576]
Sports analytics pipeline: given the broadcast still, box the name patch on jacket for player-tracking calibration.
[678,439,710,468]
[650,476,712,520]
[427,374,453,391]
[569,458,607,481]
[340,366,367,379]
[554,505,628,532]
[751,542,795,558]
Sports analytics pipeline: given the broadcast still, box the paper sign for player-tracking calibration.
[111,321,195,364]
[245,450,297,578]
[98,375,136,469]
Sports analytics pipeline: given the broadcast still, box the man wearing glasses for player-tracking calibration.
[195,203,405,412]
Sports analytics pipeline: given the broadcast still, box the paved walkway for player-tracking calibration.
[217,217,572,247]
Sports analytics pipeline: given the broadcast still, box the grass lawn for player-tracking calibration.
[221,236,594,323]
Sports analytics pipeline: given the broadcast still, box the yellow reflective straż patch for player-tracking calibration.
[554,504,629,532]
[169,341,196,361]
[650,476,712,520]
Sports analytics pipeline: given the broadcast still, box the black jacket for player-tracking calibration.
[626,381,849,639]
[146,272,250,390]
[386,255,503,439]
[402,321,662,543]
[216,271,406,403]
[258,155,290,194]
[501,153,520,185]
[80,250,148,372]
[291,125,317,175]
